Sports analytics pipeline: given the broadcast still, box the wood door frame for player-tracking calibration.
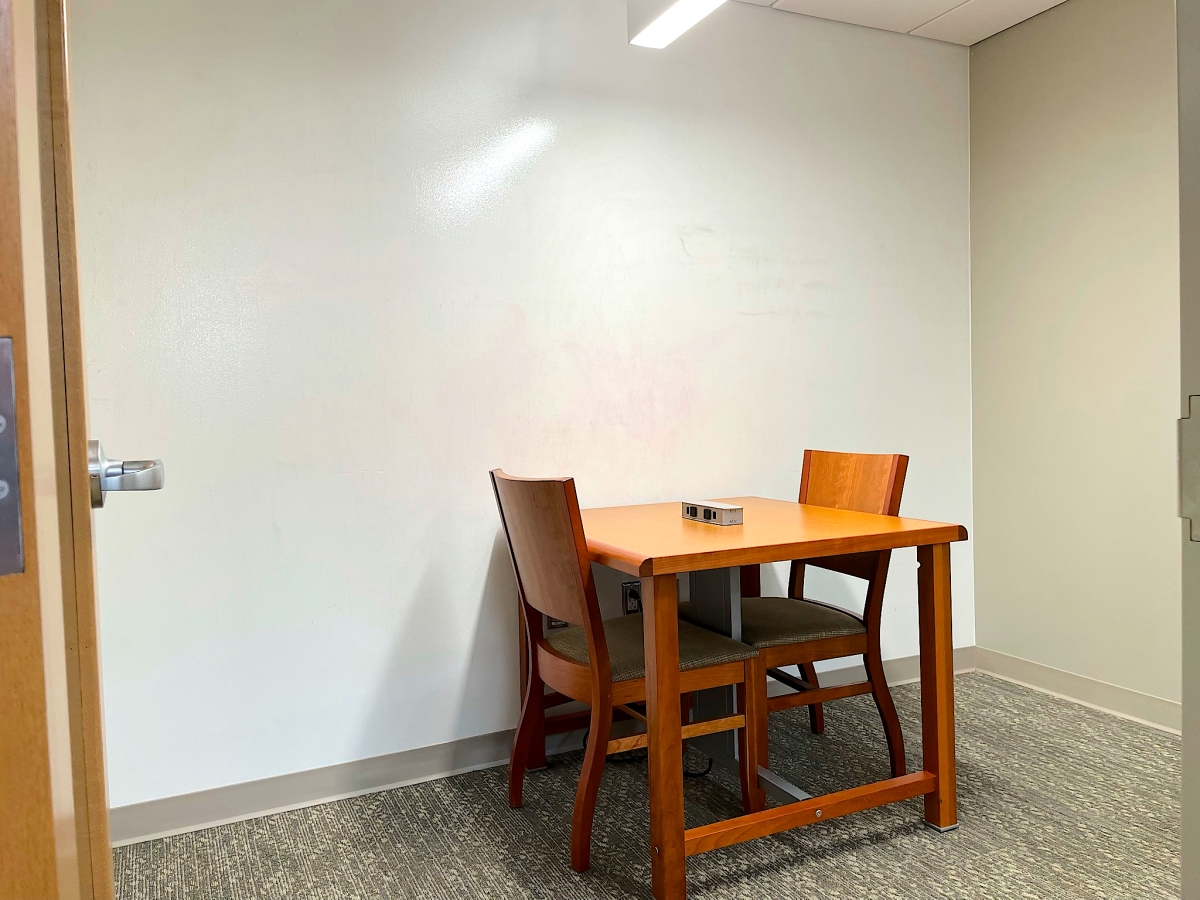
[0,0,112,898]
[1,0,78,896]
[1180,0,1200,893]
[35,0,113,895]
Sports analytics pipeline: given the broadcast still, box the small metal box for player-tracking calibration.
[681,500,743,526]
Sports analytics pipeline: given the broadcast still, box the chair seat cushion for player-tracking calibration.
[544,613,758,683]
[722,597,865,650]
[734,595,868,652]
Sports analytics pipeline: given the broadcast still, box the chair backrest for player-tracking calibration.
[490,470,612,684]
[491,470,595,626]
[790,450,908,625]
[799,449,906,517]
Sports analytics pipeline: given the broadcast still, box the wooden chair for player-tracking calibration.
[491,470,763,872]
[719,450,909,781]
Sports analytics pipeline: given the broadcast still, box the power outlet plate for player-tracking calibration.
[621,581,642,615]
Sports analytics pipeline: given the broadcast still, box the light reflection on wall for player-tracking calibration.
[418,119,556,228]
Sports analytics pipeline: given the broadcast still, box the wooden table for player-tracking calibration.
[580,496,968,900]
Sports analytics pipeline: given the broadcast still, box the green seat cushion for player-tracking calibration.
[680,597,865,651]
[737,597,866,650]
[545,613,758,683]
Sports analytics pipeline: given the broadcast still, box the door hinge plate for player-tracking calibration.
[1180,395,1200,542]
[0,338,23,575]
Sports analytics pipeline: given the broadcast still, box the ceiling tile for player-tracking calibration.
[732,0,777,6]
[912,0,1070,44]
[768,0,962,35]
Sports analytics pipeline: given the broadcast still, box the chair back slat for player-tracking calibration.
[490,470,593,627]
[790,450,908,603]
[799,449,906,516]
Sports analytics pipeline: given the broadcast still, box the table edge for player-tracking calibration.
[586,524,968,576]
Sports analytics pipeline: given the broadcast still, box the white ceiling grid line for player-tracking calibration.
[770,0,966,35]
[732,0,1070,45]
[913,0,1070,44]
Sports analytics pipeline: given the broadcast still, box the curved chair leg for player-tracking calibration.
[738,657,768,813]
[508,669,544,808]
[799,663,825,734]
[570,698,613,873]
[529,705,547,770]
[865,648,906,777]
[518,612,548,770]
[680,691,692,755]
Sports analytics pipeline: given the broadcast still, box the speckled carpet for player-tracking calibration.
[113,674,1180,899]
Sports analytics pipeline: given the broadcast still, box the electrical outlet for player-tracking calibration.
[681,500,743,525]
[622,581,642,615]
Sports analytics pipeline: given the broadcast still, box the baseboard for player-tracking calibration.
[972,646,1181,734]
[114,642,1181,847]
[110,647,976,845]
[109,729,517,846]
[802,645,977,692]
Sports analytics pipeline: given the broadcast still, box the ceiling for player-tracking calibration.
[732,0,1069,45]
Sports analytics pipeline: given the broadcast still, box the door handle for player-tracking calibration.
[88,440,165,509]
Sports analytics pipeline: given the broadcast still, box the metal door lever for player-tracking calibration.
[88,440,165,509]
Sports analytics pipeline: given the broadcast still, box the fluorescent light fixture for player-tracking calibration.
[630,0,727,49]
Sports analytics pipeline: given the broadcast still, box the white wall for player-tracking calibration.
[970,0,1180,702]
[69,0,972,807]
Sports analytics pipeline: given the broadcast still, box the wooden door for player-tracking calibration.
[0,0,113,898]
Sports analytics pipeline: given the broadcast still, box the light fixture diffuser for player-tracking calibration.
[630,0,728,49]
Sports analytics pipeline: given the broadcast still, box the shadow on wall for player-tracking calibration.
[759,560,863,614]
[453,530,523,743]
[356,529,521,764]
[353,520,869,767]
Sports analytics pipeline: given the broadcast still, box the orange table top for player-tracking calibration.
[581,496,967,576]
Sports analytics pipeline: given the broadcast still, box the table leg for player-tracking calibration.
[917,542,957,831]
[642,573,687,900]
[686,567,741,768]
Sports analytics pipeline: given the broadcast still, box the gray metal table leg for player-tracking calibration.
[685,566,813,806]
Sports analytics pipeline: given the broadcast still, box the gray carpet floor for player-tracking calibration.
[113,674,1180,899]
